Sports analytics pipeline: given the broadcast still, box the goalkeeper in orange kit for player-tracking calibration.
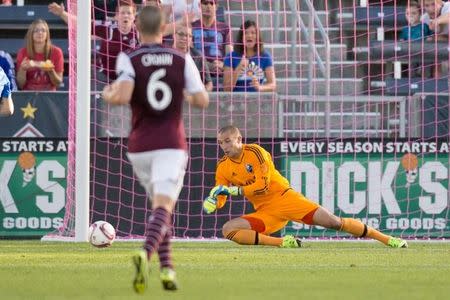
[203,125,408,248]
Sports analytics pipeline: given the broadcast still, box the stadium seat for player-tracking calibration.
[371,77,449,95]
[0,5,67,29]
[354,40,450,62]
[337,6,407,29]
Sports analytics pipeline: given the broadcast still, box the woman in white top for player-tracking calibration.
[161,0,201,23]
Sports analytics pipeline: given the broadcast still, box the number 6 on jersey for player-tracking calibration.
[147,68,172,111]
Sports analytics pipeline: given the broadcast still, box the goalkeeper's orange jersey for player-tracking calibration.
[215,144,291,211]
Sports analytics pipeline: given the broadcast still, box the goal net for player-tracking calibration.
[45,0,449,241]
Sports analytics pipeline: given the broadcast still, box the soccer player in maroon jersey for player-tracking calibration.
[102,5,209,294]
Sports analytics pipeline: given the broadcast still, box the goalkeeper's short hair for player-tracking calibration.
[218,125,241,136]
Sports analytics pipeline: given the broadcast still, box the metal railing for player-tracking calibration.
[278,95,407,138]
[283,0,331,136]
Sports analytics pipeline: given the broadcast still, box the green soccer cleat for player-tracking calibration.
[160,267,178,291]
[280,235,302,248]
[132,250,149,294]
[388,237,408,248]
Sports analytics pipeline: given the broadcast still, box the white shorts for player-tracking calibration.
[127,149,188,202]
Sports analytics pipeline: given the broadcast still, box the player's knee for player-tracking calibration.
[313,208,342,230]
[151,194,175,212]
[325,216,342,230]
[222,222,235,237]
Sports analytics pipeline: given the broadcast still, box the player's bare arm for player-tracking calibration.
[185,90,209,108]
[102,80,134,105]
[184,54,209,108]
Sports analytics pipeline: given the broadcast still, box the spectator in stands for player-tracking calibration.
[173,23,213,91]
[50,0,185,84]
[16,19,64,91]
[422,0,450,40]
[400,1,433,78]
[1,0,12,6]
[401,1,432,40]
[94,1,138,82]
[156,0,201,47]
[192,0,232,82]
[49,1,138,84]
[162,0,201,23]
[144,0,161,6]
[0,66,14,116]
[0,50,17,91]
[422,0,450,77]
[92,0,143,21]
[223,20,276,92]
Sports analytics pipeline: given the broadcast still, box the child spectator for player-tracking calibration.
[421,0,450,77]
[422,0,450,40]
[400,1,432,77]
[223,20,276,92]
[401,1,431,40]
[16,19,64,91]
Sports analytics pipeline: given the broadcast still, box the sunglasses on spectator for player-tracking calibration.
[33,28,46,33]
[201,1,215,6]
[176,32,192,38]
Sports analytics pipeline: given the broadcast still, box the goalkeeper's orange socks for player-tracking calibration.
[340,218,390,245]
[225,229,282,246]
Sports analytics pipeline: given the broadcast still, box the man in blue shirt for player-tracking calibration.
[0,66,14,116]
[191,0,232,81]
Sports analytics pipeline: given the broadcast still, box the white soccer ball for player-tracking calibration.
[89,221,116,248]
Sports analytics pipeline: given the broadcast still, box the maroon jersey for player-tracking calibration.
[94,23,138,80]
[116,44,205,153]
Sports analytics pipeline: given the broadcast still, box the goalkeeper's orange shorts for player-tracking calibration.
[241,189,320,235]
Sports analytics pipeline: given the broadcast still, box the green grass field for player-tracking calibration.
[0,241,449,300]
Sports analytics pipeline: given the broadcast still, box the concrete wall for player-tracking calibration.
[101,92,280,138]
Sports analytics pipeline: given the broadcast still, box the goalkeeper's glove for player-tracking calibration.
[209,185,242,198]
[202,196,217,214]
